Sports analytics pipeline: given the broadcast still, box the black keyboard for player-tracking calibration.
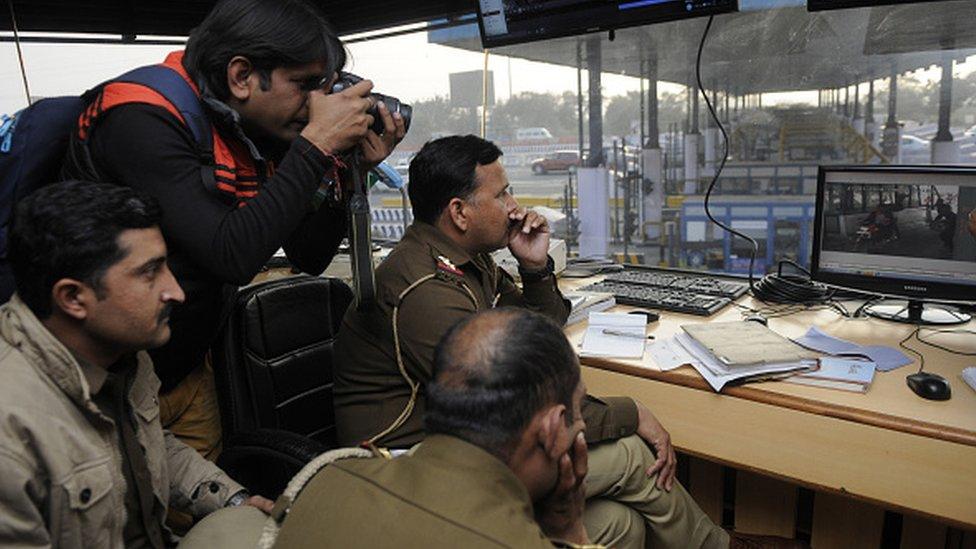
[579,267,750,316]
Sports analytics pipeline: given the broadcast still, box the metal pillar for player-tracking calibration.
[579,35,610,258]
[865,79,875,143]
[932,56,959,163]
[723,88,730,124]
[882,65,901,162]
[646,55,659,149]
[639,60,646,151]
[684,76,701,194]
[586,36,604,167]
[576,40,585,165]
[852,81,864,133]
[843,85,850,119]
[704,86,718,172]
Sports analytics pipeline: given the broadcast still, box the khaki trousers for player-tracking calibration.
[177,506,266,548]
[584,435,729,549]
[160,359,224,535]
[159,358,223,461]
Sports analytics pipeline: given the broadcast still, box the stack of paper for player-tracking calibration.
[783,357,876,392]
[676,322,818,392]
[792,327,911,372]
[565,291,616,326]
[580,312,648,359]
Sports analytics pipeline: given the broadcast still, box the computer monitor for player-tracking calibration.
[811,165,976,325]
[476,0,738,49]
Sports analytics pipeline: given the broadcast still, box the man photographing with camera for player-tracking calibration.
[62,0,406,462]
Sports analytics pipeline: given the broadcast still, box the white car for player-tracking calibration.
[963,125,976,138]
[899,135,930,163]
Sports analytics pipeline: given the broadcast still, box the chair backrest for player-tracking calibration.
[212,275,353,448]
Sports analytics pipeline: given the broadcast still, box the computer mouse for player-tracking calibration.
[906,372,951,401]
[628,310,660,324]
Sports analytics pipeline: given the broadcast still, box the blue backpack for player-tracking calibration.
[0,64,211,303]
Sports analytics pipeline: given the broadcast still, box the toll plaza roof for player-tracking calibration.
[428,1,976,93]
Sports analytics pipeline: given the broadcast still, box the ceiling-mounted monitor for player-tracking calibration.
[476,0,738,49]
[807,0,940,11]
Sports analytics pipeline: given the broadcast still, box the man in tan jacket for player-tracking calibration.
[0,181,271,547]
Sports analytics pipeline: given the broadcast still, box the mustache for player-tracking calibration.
[157,303,174,324]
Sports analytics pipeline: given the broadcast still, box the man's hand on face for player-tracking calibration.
[245,495,275,514]
[361,101,407,168]
[508,208,550,271]
[636,401,677,491]
[301,79,375,155]
[536,432,590,545]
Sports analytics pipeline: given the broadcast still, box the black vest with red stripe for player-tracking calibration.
[75,50,268,208]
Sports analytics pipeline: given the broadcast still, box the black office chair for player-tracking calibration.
[211,274,353,498]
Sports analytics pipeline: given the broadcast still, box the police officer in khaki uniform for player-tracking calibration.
[333,135,728,548]
[273,309,596,548]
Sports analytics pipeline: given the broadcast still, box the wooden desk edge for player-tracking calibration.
[581,358,976,448]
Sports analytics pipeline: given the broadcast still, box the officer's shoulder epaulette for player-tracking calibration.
[433,254,465,283]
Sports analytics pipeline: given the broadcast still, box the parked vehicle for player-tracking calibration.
[531,150,580,174]
[515,127,555,143]
[899,134,931,163]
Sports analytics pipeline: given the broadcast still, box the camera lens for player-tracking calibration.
[330,72,412,136]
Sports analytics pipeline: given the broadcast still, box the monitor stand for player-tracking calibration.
[865,299,972,326]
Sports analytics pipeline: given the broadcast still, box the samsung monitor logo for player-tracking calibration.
[903,285,927,293]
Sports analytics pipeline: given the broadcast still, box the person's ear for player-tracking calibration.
[226,56,255,102]
[535,404,567,460]
[446,197,469,232]
[50,279,93,321]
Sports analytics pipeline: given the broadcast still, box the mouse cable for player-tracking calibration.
[695,16,759,294]
[898,326,925,374]
[916,328,976,357]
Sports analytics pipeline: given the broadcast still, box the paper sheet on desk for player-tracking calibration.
[675,333,815,392]
[648,337,701,371]
[580,313,647,359]
[792,326,912,372]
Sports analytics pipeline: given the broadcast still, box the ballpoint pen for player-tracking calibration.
[601,329,655,340]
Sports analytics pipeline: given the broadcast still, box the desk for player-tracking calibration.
[564,293,976,534]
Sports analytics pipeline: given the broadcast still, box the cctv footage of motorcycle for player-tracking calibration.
[821,182,976,261]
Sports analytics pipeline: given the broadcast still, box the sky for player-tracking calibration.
[2,22,974,115]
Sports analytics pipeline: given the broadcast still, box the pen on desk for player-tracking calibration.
[601,329,655,340]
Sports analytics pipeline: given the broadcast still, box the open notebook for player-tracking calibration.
[580,312,648,359]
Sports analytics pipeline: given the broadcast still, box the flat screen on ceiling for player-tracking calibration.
[476,0,738,49]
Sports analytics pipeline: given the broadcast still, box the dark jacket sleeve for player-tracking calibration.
[81,104,344,285]
[494,262,634,443]
[496,262,570,325]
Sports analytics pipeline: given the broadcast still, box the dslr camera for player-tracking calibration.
[327,71,412,136]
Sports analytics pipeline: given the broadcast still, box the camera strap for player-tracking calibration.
[348,151,377,310]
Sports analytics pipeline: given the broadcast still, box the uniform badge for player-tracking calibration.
[435,255,464,277]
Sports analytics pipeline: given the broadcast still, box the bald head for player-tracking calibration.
[426,308,580,458]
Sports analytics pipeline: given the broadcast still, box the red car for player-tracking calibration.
[531,150,580,174]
